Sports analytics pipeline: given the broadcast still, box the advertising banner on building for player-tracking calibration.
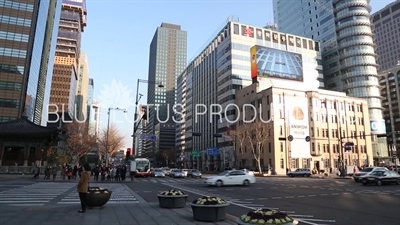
[249,45,304,81]
[370,119,386,134]
[287,95,311,158]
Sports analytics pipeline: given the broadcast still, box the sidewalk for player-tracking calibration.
[0,202,238,225]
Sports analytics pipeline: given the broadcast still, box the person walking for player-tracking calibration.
[77,164,91,213]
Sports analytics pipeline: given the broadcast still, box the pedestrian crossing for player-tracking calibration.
[58,183,139,205]
[137,178,206,184]
[0,182,76,206]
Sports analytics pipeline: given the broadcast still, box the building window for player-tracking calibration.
[280,159,284,169]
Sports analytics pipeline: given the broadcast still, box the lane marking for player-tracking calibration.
[285,196,294,198]
[308,195,316,197]
[225,189,234,190]
[297,195,306,198]
[272,197,281,199]
[244,198,254,200]
[258,198,268,200]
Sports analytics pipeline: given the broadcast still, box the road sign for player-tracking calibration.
[305,136,311,142]
[207,148,220,156]
[192,150,200,157]
[287,135,294,142]
[140,134,156,141]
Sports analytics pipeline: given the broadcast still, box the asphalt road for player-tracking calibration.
[126,177,400,225]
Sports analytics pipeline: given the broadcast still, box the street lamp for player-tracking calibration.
[106,107,127,167]
[132,79,164,157]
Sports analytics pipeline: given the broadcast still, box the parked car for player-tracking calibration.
[181,169,189,177]
[353,167,388,182]
[205,170,256,187]
[162,168,171,176]
[287,168,311,177]
[360,170,400,186]
[188,169,202,178]
[153,169,165,178]
[170,169,184,178]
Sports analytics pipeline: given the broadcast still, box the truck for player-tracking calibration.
[130,158,151,177]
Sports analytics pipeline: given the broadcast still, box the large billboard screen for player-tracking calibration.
[250,45,303,81]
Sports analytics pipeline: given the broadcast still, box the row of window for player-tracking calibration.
[0,47,27,58]
[308,127,366,139]
[0,116,16,122]
[0,64,24,74]
[0,0,34,12]
[0,30,29,42]
[0,15,31,27]
[0,81,22,91]
[0,99,19,108]
[312,143,367,154]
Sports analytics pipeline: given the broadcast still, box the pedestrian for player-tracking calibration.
[77,164,91,213]
[52,165,57,181]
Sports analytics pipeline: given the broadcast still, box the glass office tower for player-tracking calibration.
[0,0,61,125]
[145,23,187,156]
[274,0,387,164]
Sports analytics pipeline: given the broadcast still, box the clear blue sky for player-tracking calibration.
[80,0,393,150]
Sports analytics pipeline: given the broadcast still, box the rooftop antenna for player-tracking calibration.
[264,22,278,30]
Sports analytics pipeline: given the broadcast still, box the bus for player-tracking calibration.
[130,158,151,177]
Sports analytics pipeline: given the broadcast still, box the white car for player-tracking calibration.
[353,167,389,182]
[181,169,189,177]
[206,170,256,187]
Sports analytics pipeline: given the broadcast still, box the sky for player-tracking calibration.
[80,0,395,150]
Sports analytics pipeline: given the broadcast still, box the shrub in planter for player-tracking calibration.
[237,208,298,225]
[86,187,112,207]
[190,196,230,222]
[159,189,186,196]
[157,189,188,208]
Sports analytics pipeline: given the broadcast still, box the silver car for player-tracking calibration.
[154,169,165,178]
[170,169,184,178]
[354,167,388,182]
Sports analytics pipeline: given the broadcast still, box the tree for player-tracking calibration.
[231,128,246,155]
[162,148,176,166]
[244,119,272,174]
[65,121,97,162]
[97,124,124,157]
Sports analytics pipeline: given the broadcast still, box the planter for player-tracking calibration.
[190,203,230,222]
[157,194,188,208]
[236,218,298,225]
[86,187,112,207]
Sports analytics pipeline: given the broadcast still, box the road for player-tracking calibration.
[125,176,400,225]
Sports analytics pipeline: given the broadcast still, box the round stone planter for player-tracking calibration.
[236,218,298,225]
[157,194,188,208]
[190,203,230,222]
[86,188,112,207]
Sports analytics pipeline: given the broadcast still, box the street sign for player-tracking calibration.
[140,134,156,141]
[287,135,294,142]
[192,150,201,157]
[207,148,220,156]
[305,136,311,142]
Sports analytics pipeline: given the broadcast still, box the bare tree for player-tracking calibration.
[162,148,176,166]
[65,121,97,162]
[244,119,272,174]
[231,128,246,155]
[97,124,124,157]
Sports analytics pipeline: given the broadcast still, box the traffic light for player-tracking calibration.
[141,106,147,120]
[376,134,388,138]
[126,148,131,161]
[278,137,286,141]
[213,134,223,138]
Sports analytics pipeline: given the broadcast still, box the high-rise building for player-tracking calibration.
[137,104,149,156]
[372,0,400,71]
[0,0,61,124]
[379,64,400,161]
[76,52,89,122]
[145,22,187,156]
[176,21,323,170]
[48,0,87,124]
[273,0,388,164]
[86,78,93,121]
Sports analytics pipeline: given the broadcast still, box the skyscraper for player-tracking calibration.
[48,0,87,124]
[372,0,400,71]
[146,22,187,156]
[0,0,61,124]
[76,52,89,122]
[273,0,387,164]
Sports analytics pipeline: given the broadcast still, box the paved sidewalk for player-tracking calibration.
[0,202,238,225]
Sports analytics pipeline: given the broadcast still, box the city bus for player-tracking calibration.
[130,158,151,177]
